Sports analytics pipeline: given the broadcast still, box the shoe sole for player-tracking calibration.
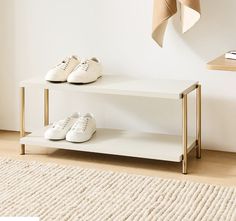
[66,130,96,143]
[46,80,67,84]
[45,138,65,141]
[68,75,102,85]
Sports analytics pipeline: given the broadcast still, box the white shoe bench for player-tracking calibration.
[19,75,201,174]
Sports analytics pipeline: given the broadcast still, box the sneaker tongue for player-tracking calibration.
[90,57,99,63]
[80,58,88,64]
[71,55,79,60]
[70,112,80,118]
[82,113,92,118]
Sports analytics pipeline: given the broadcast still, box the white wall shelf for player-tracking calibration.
[19,75,201,174]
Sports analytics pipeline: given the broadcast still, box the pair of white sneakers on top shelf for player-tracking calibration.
[45,56,102,84]
[44,113,96,143]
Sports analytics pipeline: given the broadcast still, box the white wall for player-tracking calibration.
[1,0,236,152]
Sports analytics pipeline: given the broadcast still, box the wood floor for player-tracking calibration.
[1,130,236,187]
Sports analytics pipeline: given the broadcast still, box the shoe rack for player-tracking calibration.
[19,75,201,174]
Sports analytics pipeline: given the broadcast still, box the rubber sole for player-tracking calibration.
[46,80,67,84]
[66,130,96,143]
[68,76,102,85]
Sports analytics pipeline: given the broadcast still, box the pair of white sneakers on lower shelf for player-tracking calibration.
[44,113,96,143]
[45,56,102,84]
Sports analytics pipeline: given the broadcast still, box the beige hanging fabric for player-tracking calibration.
[152,0,201,47]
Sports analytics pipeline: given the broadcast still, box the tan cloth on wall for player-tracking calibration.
[152,0,201,47]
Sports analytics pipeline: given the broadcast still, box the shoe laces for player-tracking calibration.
[76,60,89,71]
[72,117,89,132]
[55,57,72,71]
[53,117,71,130]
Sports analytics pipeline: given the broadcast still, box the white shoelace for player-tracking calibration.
[72,117,89,132]
[55,57,72,70]
[76,60,89,71]
[53,117,71,130]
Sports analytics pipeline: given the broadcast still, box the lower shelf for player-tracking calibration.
[20,128,196,162]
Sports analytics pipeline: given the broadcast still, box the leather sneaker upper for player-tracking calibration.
[66,113,96,143]
[45,56,80,82]
[67,58,102,84]
[44,113,80,140]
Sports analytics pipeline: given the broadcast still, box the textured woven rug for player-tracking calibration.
[0,158,236,221]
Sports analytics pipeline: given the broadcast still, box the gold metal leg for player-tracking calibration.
[44,89,49,126]
[182,94,188,174]
[20,87,25,155]
[196,85,201,159]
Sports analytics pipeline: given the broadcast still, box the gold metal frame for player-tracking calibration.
[196,85,201,159]
[181,84,201,174]
[20,87,25,155]
[182,94,188,174]
[44,89,49,126]
[20,88,50,155]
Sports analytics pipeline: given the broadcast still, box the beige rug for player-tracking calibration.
[0,158,235,221]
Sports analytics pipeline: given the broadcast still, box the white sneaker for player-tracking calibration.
[67,58,102,84]
[45,56,80,82]
[66,113,96,143]
[44,113,80,140]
